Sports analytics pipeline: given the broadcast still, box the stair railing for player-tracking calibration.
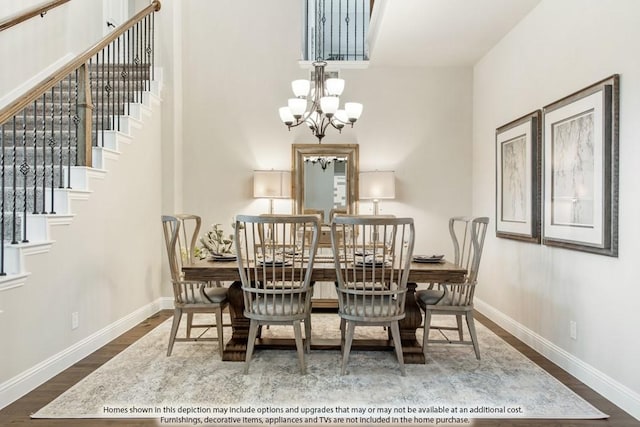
[0,0,161,276]
[0,0,71,33]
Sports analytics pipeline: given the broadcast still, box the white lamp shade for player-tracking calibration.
[320,96,339,115]
[345,102,363,122]
[359,171,395,200]
[325,78,345,96]
[333,109,348,126]
[279,107,294,124]
[291,79,310,97]
[288,98,307,117]
[253,171,291,199]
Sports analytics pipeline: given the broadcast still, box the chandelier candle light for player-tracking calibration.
[279,61,363,142]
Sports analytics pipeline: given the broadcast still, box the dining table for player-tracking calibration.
[182,258,466,364]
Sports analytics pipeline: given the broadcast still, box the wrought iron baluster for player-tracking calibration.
[151,12,155,82]
[132,23,137,103]
[70,70,78,188]
[106,44,112,132]
[101,48,105,146]
[32,100,38,214]
[58,80,63,189]
[116,35,121,132]
[146,15,151,91]
[90,56,96,146]
[41,93,47,214]
[345,0,350,60]
[126,26,131,115]
[49,87,55,214]
[361,0,365,59]
[11,116,17,243]
[1,123,5,275]
[66,73,72,188]
[338,0,342,59]
[21,110,29,242]
[143,15,148,92]
[137,21,142,103]
[330,0,334,58]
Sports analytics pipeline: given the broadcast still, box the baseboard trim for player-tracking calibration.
[475,298,640,421]
[0,297,166,410]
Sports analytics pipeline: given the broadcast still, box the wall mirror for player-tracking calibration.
[292,144,359,223]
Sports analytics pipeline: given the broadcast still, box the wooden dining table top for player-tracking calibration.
[182,257,467,283]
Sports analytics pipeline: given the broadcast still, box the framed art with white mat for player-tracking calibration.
[542,75,619,256]
[495,110,541,243]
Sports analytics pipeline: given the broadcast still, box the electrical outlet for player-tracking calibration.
[569,320,577,340]
[71,312,79,330]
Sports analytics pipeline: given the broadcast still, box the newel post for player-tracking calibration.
[76,62,93,167]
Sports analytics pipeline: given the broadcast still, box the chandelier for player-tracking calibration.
[304,155,346,170]
[278,61,363,143]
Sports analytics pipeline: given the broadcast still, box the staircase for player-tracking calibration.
[0,1,162,291]
[0,64,161,290]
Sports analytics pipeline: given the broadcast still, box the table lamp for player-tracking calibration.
[359,171,395,215]
[253,170,291,214]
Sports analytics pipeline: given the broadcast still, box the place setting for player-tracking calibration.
[412,254,445,264]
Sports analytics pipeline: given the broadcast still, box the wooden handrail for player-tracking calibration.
[0,0,161,125]
[0,0,71,33]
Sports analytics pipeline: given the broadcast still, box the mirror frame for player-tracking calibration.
[291,143,359,217]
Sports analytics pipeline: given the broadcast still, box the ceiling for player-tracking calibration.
[369,0,541,67]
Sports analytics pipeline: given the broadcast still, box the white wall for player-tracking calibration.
[0,0,105,105]
[0,99,164,401]
[179,0,473,257]
[473,0,640,418]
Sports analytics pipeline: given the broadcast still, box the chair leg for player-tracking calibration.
[186,312,193,338]
[293,320,307,374]
[465,311,481,360]
[167,308,182,356]
[244,320,259,374]
[341,321,356,375]
[340,318,346,353]
[456,314,464,341]
[304,314,312,353]
[422,308,433,360]
[390,321,406,376]
[215,307,225,359]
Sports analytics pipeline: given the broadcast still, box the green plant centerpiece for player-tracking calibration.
[199,223,236,257]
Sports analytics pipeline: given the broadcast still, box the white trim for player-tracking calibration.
[475,298,640,421]
[0,53,74,110]
[298,60,370,70]
[0,273,31,292]
[0,297,167,410]
[366,0,388,60]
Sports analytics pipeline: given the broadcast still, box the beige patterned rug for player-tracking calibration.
[32,313,607,424]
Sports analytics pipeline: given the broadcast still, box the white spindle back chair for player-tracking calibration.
[161,214,228,357]
[417,216,489,360]
[235,214,320,374]
[331,215,415,376]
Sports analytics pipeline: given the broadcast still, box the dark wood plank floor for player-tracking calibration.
[1,310,638,426]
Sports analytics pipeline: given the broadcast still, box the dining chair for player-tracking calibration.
[235,214,320,374]
[161,214,228,357]
[330,215,415,376]
[416,216,489,360]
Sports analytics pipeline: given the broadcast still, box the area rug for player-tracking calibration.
[32,313,607,424]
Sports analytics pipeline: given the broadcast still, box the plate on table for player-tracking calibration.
[258,259,292,267]
[354,255,390,268]
[208,254,237,262]
[413,255,444,263]
[354,261,390,268]
[353,250,373,257]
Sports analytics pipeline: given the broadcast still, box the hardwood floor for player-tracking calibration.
[1,310,638,426]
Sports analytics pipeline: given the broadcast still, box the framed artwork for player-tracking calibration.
[495,110,541,243]
[542,75,619,256]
